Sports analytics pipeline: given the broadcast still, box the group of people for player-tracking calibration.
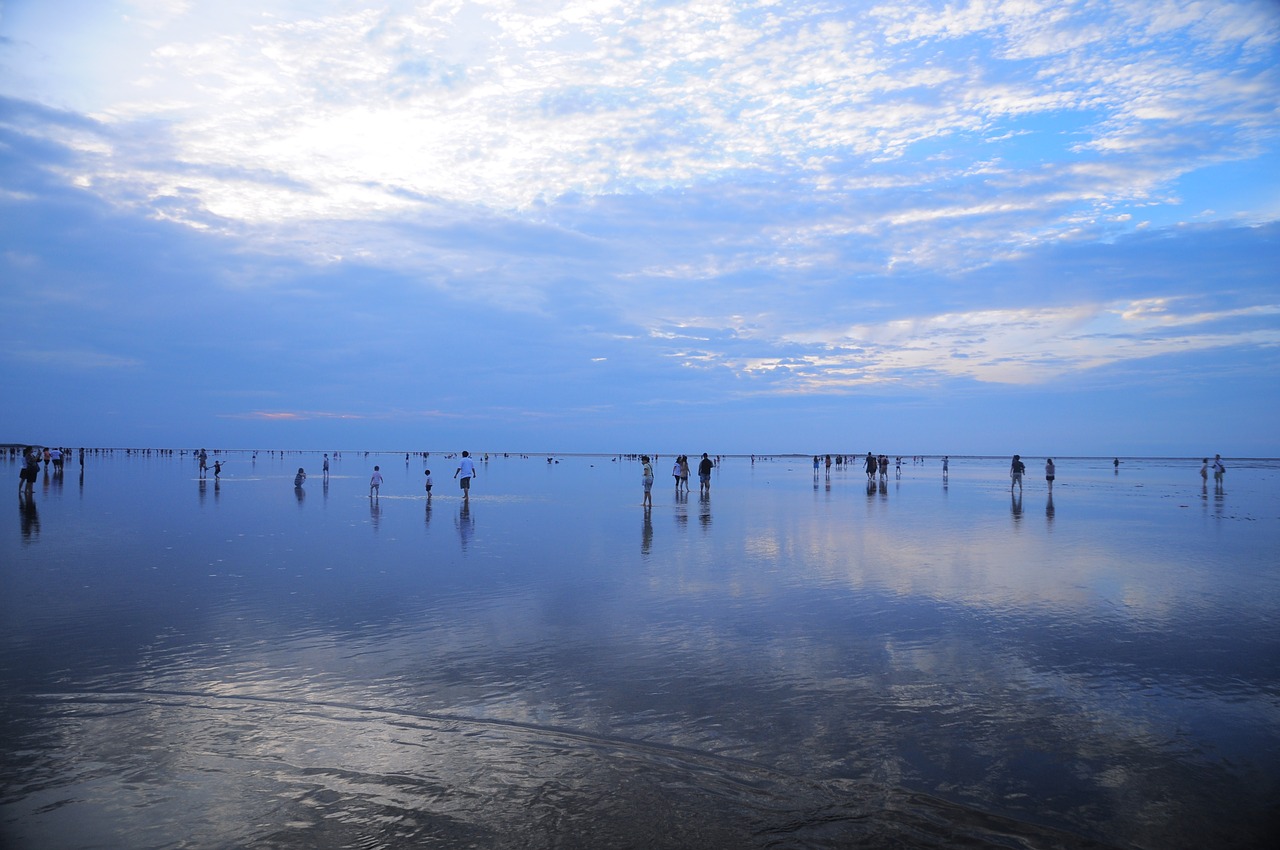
[640,453,715,506]
[197,449,225,479]
[810,454,906,480]
[1007,454,1226,494]
[1200,454,1227,489]
[289,451,478,502]
[16,446,83,494]
[1007,455,1049,494]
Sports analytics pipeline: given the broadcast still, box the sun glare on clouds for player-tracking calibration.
[10,0,1266,291]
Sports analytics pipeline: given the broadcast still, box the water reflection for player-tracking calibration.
[641,507,653,556]
[1,455,1277,850]
[455,500,473,551]
[18,494,39,543]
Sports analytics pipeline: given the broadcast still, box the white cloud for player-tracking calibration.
[4,0,1262,240]
[2,0,1277,418]
[654,295,1280,390]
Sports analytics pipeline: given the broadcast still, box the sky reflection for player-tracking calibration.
[2,454,1277,849]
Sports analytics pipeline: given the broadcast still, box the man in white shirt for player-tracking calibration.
[454,451,477,501]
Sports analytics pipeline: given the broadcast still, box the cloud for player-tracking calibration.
[6,0,1272,253]
[1,1,1277,453]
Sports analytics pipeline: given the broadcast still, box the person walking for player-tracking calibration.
[454,451,476,501]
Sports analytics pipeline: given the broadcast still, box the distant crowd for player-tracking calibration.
[14,448,1232,503]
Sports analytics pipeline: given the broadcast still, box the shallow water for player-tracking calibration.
[3,453,1278,849]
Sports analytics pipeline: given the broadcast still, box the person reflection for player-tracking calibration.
[456,500,474,551]
[1011,491,1023,522]
[424,497,432,528]
[698,493,711,529]
[294,483,305,506]
[1045,493,1055,524]
[641,507,653,556]
[19,493,40,543]
[198,477,208,505]
[369,493,382,529]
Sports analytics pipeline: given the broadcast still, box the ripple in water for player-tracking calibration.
[2,690,1123,850]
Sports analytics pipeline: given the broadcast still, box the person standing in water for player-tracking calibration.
[323,454,330,481]
[369,465,383,497]
[19,447,39,494]
[641,455,654,508]
[1010,454,1025,494]
[1044,458,1055,493]
[454,451,476,501]
[698,453,714,496]
[294,467,306,487]
[423,469,433,500]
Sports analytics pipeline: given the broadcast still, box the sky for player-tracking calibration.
[1,0,1278,456]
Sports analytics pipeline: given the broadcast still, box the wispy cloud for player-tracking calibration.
[1,1,1277,453]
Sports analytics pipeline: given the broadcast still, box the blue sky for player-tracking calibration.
[2,0,1278,456]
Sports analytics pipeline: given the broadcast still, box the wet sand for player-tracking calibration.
[2,454,1278,849]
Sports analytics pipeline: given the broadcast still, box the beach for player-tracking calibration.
[2,453,1278,849]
